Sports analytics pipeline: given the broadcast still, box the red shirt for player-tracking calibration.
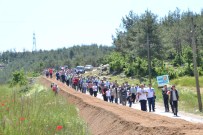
[49,68,53,74]
[73,77,79,85]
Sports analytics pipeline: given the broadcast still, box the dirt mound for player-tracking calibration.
[39,77,203,135]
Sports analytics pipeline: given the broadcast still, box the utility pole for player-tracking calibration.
[191,15,202,112]
[32,32,36,52]
[147,30,151,84]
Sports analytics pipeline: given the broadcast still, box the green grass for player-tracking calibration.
[170,76,203,87]
[0,84,90,135]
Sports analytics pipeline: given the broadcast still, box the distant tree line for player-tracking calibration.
[0,44,113,83]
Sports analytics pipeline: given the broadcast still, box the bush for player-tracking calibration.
[172,54,185,66]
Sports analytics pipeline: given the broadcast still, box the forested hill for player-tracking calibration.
[0,44,113,83]
[103,9,203,80]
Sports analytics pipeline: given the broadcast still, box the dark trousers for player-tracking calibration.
[66,80,69,86]
[56,76,60,80]
[49,73,52,78]
[147,97,155,112]
[172,101,178,116]
[170,101,174,113]
[89,88,93,96]
[132,93,136,103]
[73,84,78,90]
[115,98,118,104]
[93,91,97,97]
[121,96,127,106]
[163,97,169,112]
[61,75,65,83]
[110,96,114,103]
[140,100,147,111]
[128,100,132,107]
[103,94,107,101]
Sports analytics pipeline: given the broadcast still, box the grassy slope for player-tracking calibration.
[0,84,90,135]
[170,76,203,87]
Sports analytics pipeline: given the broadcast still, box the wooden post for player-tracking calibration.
[191,16,202,112]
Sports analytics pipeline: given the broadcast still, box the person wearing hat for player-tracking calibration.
[169,85,179,116]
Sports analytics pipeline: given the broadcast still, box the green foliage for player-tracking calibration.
[10,69,28,87]
[172,54,185,66]
[166,66,179,80]
[106,52,125,72]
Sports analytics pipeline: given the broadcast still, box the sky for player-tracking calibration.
[0,0,203,52]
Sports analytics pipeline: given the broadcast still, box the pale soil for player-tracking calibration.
[39,77,203,135]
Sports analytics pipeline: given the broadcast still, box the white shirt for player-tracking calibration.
[106,90,111,97]
[130,87,136,94]
[146,87,154,98]
[92,85,98,92]
[137,88,147,100]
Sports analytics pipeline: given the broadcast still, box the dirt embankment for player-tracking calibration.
[39,77,203,135]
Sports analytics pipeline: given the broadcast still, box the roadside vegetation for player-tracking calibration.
[0,71,90,135]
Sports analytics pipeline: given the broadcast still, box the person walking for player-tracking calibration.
[146,84,155,112]
[130,84,137,103]
[56,71,60,80]
[120,85,127,106]
[92,82,98,97]
[137,84,148,111]
[106,88,111,102]
[61,69,65,83]
[169,85,179,116]
[102,85,108,101]
[112,80,119,104]
[49,68,53,78]
[162,85,170,112]
[45,69,49,78]
[110,87,115,103]
[88,80,93,96]
[82,79,88,93]
[127,92,133,107]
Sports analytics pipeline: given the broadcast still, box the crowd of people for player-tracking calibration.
[45,67,179,116]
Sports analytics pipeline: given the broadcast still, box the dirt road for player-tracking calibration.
[39,77,203,135]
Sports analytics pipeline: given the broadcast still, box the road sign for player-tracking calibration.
[156,75,169,87]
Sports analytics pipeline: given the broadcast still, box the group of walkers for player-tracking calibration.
[162,84,179,116]
[46,67,179,116]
